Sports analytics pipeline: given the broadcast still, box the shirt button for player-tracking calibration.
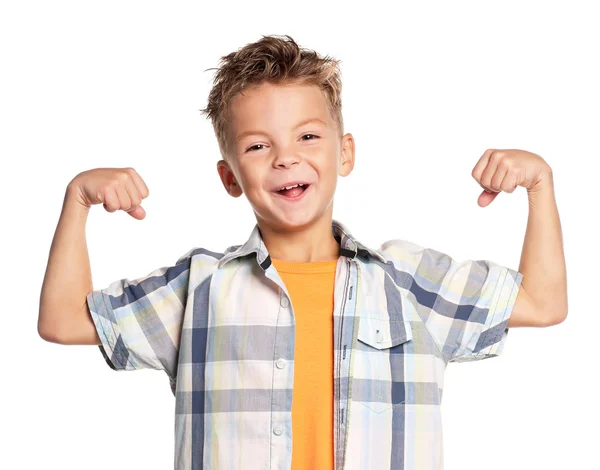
[280,296,289,308]
[273,425,283,436]
[276,358,286,369]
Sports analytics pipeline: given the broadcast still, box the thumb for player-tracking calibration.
[477,189,499,207]
[126,206,146,220]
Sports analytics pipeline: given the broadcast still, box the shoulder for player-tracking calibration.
[174,243,242,277]
[175,246,228,265]
[374,237,431,272]
[371,237,463,290]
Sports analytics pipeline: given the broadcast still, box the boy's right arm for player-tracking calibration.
[38,183,99,344]
[38,168,149,345]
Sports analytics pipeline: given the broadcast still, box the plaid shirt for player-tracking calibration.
[87,219,523,470]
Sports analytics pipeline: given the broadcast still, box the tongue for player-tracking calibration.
[280,186,305,197]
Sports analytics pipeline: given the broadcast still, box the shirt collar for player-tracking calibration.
[217,218,387,270]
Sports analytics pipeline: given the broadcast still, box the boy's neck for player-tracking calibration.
[258,216,340,263]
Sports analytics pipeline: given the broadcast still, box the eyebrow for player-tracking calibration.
[235,117,327,142]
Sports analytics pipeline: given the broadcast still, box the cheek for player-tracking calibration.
[322,151,342,175]
[241,170,270,198]
[236,164,258,184]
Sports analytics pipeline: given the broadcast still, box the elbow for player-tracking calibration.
[38,325,61,343]
[38,317,65,344]
[543,310,568,327]
[533,297,568,327]
[555,310,568,325]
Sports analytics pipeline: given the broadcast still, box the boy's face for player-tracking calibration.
[216,81,355,231]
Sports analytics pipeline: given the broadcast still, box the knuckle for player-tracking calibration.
[116,171,130,182]
[120,194,132,209]
[130,194,141,206]
[489,151,503,162]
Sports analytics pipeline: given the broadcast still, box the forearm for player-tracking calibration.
[38,184,93,340]
[518,170,568,322]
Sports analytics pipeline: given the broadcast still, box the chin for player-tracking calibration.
[256,212,315,231]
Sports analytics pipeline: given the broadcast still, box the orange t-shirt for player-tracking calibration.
[271,257,338,470]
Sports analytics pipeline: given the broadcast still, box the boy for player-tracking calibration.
[38,34,568,470]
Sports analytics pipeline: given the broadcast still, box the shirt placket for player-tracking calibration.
[270,284,295,470]
[334,253,359,470]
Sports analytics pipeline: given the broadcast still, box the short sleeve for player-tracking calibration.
[416,248,523,363]
[379,239,524,364]
[86,252,192,379]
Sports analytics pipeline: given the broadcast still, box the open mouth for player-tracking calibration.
[273,183,310,200]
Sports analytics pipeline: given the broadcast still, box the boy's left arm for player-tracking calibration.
[471,149,568,328]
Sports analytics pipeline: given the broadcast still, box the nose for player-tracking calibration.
[272,145,300,168]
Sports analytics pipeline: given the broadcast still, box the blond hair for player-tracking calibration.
[200,34,344,160]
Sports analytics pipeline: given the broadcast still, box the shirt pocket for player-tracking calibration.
[353,316,413,413]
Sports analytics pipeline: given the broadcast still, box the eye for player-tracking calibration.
[246,144,267,153]
[245,135,319,152]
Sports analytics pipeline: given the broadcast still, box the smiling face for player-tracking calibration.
[216,81,355,232]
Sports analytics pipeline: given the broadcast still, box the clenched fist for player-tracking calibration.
[68,167,150,220]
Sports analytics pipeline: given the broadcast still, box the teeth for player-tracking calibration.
[278,183,305,191]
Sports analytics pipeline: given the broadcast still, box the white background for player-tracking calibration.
[1,1,597,469]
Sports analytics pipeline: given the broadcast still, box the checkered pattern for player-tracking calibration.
[87,219,522,469]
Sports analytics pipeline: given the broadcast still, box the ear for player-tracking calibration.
[217,159,243,197]
[339,133,355,177]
